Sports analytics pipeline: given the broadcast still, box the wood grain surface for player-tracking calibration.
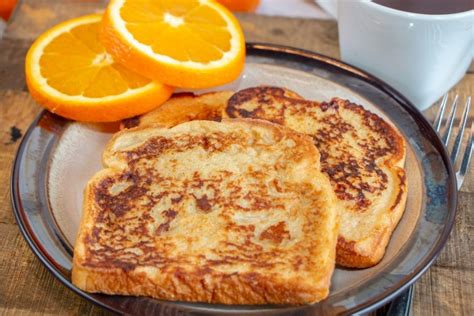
[0,1,472,315]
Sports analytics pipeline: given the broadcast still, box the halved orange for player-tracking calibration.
[102,0,245,89]
[25,14,174,122]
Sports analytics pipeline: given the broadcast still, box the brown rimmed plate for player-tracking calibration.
[11,43,457,315]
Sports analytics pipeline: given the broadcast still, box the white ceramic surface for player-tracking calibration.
[258,0,332,19]
[315,0,338,18]
[337,0,473,110]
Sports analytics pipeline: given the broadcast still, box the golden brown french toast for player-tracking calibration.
[73,119,339,304]
[225,87,407,268]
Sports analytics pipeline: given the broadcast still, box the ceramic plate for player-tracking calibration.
[11,43,456,315]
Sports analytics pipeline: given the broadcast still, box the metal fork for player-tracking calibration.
[433,94,473,189]
[385,94,473,316]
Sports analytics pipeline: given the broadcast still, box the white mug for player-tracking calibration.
[336,0,473,111]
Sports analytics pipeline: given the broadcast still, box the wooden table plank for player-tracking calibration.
[0,1,472,315]
[0,38,29,91]
[0,90,109,315]
[5,0,109,40]
[412,193,473,315]
[0,225,108,316]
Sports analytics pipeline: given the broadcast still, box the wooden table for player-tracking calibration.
[0,1,472,315]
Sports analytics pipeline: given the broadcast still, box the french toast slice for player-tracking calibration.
[73,119,339,304]
[225,87,407,268]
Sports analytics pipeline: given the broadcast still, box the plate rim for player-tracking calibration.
[11,42,458,315]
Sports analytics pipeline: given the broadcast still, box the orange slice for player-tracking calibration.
[102,0,245,89]
[25,14,174,122]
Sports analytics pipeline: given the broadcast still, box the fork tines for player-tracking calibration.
[433,94,472,189]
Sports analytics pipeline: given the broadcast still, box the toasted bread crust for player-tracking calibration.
[73,119,338,304]
[121,91,233,129]
[73,262,331,305]
[335,169,407,267]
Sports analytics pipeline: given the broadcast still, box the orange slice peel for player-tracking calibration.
[25,14,174,122]
[102,0,245,89]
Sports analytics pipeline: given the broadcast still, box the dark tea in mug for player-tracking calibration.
[372,0,473,14]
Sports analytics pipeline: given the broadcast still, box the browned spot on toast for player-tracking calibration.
[390,171,406,211]
[156,209,177,235]
[195,195,212,212]
[226,86,304,125]
[94,171,147,218]
[260,221,291,244]
[171,195,183,204]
